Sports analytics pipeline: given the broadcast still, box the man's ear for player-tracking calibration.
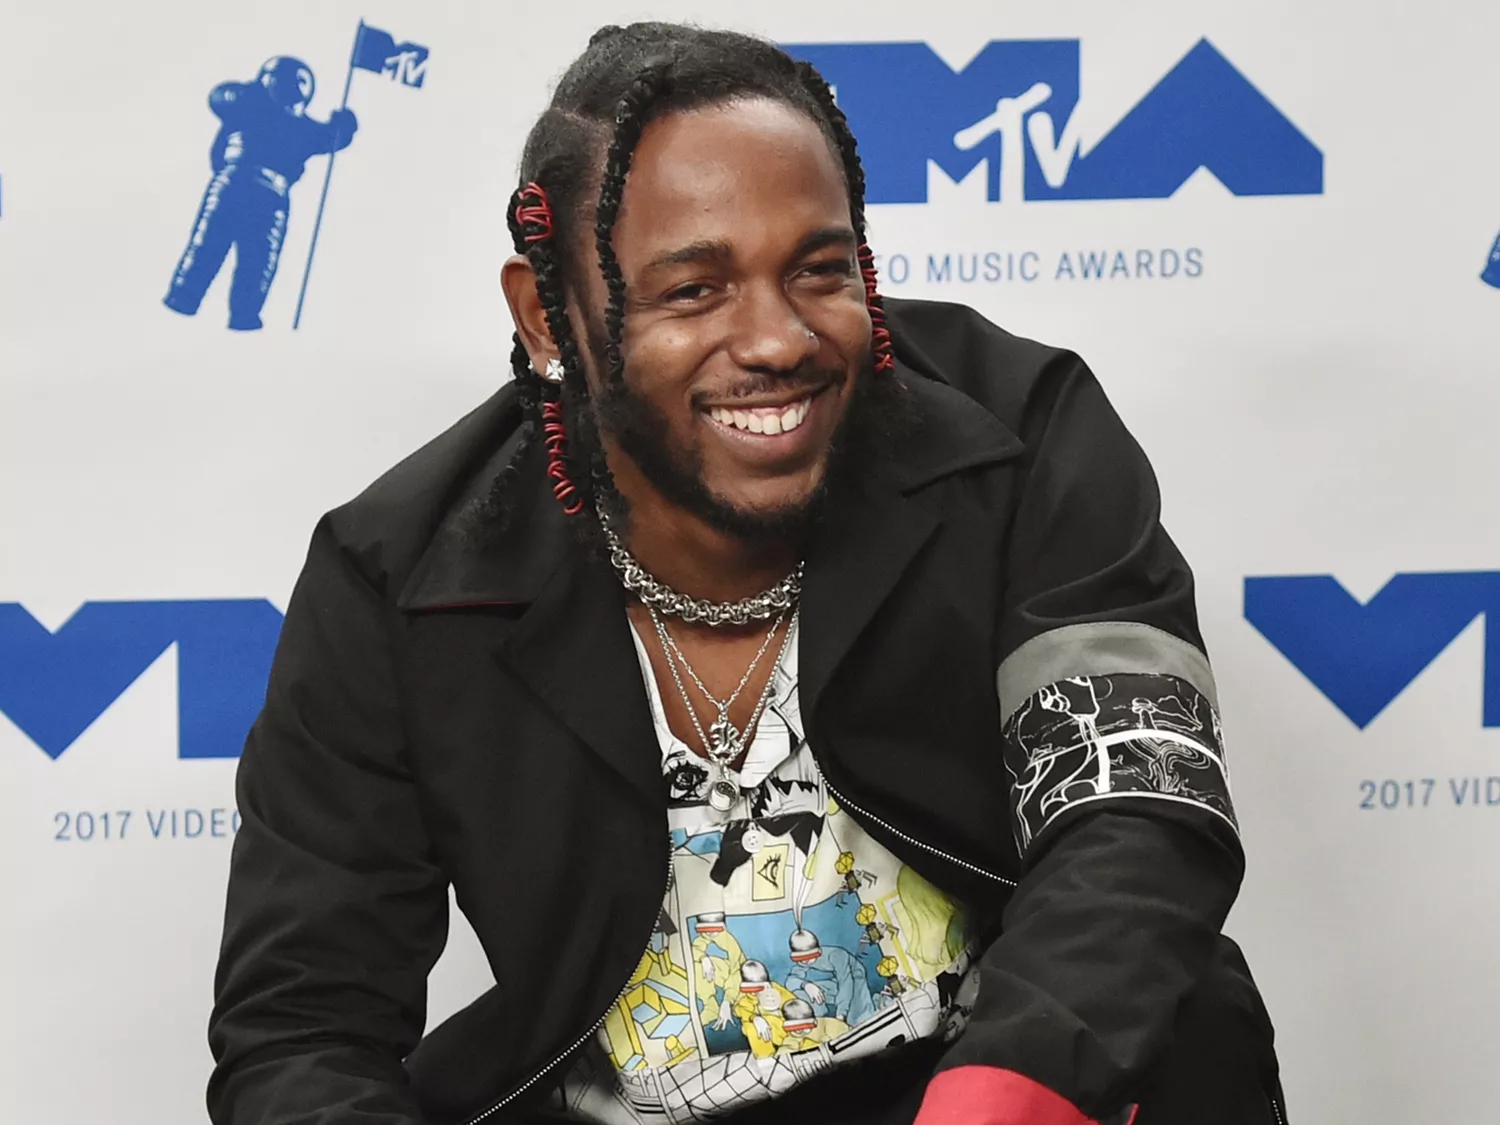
[501,255,556,373]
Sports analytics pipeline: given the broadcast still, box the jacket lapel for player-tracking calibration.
[800,372,1026,722]
[799,475,938,724]
[399,445,663,807]
[498,548,664,806]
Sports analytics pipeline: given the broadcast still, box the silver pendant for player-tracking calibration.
[741,825,763,855]
[708,778,739,814]
[708,714,743,760]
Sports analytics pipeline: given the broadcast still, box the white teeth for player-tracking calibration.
[712,396,814,434]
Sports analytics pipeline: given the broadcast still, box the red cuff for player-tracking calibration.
[913,1066,1138,1125]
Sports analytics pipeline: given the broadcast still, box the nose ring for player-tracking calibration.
[804,328,817,340]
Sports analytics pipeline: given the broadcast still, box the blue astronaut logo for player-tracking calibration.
[163,21,428,331]
[163,57,355,331]
[1482,230,1500,289]
[783,38,1323,205]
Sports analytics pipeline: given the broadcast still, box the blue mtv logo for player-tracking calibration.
[0,600,284,759]
[1245,572,1500,729]
[784,38,1324,205]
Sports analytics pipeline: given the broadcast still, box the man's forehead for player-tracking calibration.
[613,99,851,263]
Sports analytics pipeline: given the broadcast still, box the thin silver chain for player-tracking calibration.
[649,606,797,771]
[655,605,786,725]
[599,505,802,627]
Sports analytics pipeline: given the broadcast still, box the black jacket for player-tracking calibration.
[209,298,1247,1125]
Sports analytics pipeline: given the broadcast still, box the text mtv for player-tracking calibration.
[1245,572,1500,728]
[0,601,283,759]
[786,38,1323,204]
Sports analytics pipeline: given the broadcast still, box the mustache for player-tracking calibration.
[688,361,846,408]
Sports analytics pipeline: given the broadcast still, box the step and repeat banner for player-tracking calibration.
[3,1,1497,1121]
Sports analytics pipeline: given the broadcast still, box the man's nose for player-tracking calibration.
[726,282,819,373]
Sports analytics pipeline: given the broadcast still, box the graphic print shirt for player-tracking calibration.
[548,619,978,1125]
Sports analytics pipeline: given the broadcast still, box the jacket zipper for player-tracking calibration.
[463,773,1011,1123]
[462,846,674,1125]
[818,771,1018,890]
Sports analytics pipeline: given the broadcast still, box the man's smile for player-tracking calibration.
[698,384,836,466]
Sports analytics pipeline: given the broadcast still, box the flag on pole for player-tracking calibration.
[292,21,430,329]
[350,24,430,88]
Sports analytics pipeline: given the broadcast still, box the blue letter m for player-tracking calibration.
[784,38,1322,204]
[1245,572,1500,729]
[0,600,283,759]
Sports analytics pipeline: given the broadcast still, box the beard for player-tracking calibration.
[582,341,914,546]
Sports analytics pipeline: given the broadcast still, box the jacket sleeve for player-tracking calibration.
[916,356,1243,1125]
[207,515,449,1125]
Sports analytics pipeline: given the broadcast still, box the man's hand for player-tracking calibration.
[803,981,826,1007]
[701,957,716,984]
[752,1016,772,1042]
[712,998,735,1031]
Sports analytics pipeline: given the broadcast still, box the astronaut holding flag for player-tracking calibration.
[162,21,428,332]
[162,57,358,331]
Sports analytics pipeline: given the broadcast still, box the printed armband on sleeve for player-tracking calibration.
[996,622,1237,854]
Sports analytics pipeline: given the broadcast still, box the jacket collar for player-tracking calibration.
[395,365,1022,801]
[398,367,1022,613]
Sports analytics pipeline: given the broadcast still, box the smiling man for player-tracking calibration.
[208,23,1285,1125]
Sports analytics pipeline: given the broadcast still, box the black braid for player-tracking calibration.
[792,62,896,375]
[791,62,868,237]
[594,68,673,386]
[481,22,894,535]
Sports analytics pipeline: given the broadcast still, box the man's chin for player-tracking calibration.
[690,480,829,545]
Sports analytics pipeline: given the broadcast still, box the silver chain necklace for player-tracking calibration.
[648,605,797,816]
[599,505,803,627]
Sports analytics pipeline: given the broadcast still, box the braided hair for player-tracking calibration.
[493,22,894,531]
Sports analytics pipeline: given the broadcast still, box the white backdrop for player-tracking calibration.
[3,1,1498,1121]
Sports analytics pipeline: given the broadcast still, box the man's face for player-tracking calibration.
[572,97,872,536]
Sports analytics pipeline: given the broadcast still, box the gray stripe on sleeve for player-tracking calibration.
[996,621,1217,724]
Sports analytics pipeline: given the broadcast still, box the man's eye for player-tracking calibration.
[801,260,856,279]
[665,283,714,302]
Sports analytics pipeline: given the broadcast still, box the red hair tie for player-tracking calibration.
[858,243,896,374]
[515,182,554,244]
[540,398,583,515]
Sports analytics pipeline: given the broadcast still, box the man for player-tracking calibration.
[164,56,357,331]
[208,23,1285,1125]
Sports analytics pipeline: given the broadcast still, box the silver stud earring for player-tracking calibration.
[805,328,817,340]
[540,357,565,384]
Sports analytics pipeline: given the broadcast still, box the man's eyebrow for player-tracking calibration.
[640,240,736,274]
[638,228,859,276]
[793,227,859,257]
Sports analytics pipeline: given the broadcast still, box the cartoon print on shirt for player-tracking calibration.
[690,913,745,1032]
[834,850,878,905]
[555,623,981,1124]
[784,928,877,1026]
[665,751,710,804]
[732,959,797,1057]
[855,902,899,947]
